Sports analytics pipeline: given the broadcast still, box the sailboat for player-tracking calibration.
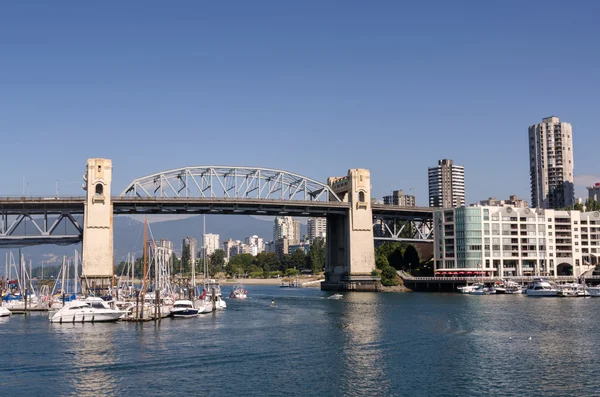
[200,214,225,311]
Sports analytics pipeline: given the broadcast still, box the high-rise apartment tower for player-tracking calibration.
[528,116,574,209]
[428,159,465,208]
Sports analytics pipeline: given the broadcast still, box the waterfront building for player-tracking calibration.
[273,216,301,245]
[307,217,327,242]
[476,195,528,208]
[428,159,465,208]
[433,206,600,277]
[383,189,416,207]
[588,183,600,202]
[529,116,575,209]
[202,233,220,257]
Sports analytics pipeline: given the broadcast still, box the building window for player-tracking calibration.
[95,183,104,196]
[358,191,365,202]
[98,165,101,172]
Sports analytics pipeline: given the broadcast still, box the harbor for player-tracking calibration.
[2,285,600,397]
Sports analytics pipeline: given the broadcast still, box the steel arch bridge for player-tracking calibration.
[120,166,342,202]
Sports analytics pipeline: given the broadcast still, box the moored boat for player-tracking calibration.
[0,306,11,317]
[49,299,125,323]
[526,278,558,297]
[229,285,248,299]
[170,300,199,318]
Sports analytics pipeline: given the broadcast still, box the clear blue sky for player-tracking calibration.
[1,1,599,205]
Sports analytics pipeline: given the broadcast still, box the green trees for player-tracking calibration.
[403,245,420,271]
[208,249,225,276]
[374,242,424,286]
[181,244,191,273]
[308,237,326,274]
[585,199,600,212]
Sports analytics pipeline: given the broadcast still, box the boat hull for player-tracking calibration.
[49,311,123,323]
[170,309,199,318]
[526,290,558,297]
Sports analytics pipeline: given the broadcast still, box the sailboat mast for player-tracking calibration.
[203,214,207,288]
[141,218,148,309]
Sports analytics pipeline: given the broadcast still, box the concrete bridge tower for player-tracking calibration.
[81,158,114,294]
[322,169,380,291]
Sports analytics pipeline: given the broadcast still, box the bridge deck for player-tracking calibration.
[0,198,434,217]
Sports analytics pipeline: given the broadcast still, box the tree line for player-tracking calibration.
[373,242,431,286]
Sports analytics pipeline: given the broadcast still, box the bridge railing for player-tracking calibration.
[0,196,85,201]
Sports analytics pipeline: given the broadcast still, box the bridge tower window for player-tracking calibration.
[95,183,104,196]
[358,191,365,202]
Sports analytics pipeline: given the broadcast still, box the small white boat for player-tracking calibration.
[585,285,600,297]
[170,300,199,318]
[229,285,248,299]
[526,279,558,297]
[469,285,495,295]
[327,293,343,300]
[457,283,482,294]
[49,298,125,323]
[0,306,11,317]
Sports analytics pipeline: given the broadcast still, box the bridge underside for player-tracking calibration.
[372,207,433,243]
[0,200,84,247]
[112,198,349,217]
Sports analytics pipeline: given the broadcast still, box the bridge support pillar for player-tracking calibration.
[81,158,114,295]
[322,169,380,292]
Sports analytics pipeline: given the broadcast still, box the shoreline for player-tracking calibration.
[220,278,323,286]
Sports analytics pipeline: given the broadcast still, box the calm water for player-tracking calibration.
[2,287,600,396]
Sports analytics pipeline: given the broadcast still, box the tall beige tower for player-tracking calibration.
[529,116,575,209]
[81,158,114,293]
[323,169,379,291]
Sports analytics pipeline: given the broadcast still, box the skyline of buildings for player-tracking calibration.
[383,190,416,207]
[529,116,575,210]
[428,159,465,208]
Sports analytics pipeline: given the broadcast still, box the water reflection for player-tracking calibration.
[53,324,119,397]
[339,293,390,396]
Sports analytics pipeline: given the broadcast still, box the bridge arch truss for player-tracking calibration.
[121,166,341,202]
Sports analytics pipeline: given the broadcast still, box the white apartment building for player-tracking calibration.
[274,216,301,245]
[203,233,220,257]
[245,235,265,255]
[428,159,465,208]
[307,217,327,242]
[529,116,575,209]
[434,206,600,277]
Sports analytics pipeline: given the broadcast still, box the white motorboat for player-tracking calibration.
[229,285,248,299]
[557,283,589,297]
[327,293,343,300]
[170,300,199,318]
[585,285,600,297]
[204,280,226,310]
[469,285,496,295]
[457,283,482,294]
[0,306,11,317]
[495,281,523,294]
[49,298,125,323]
[526,279,558,297]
